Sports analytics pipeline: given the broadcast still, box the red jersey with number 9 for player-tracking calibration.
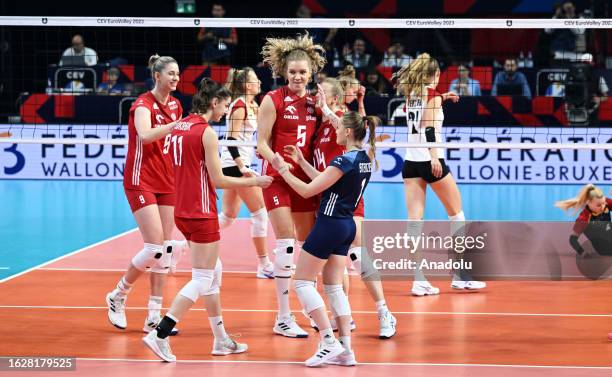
[312,110,345,172]
[123,91,183,193]
[262,86,320,181]
[170,113,217,219]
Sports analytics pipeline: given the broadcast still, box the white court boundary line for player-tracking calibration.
[2,304,612,318]
[71,357,612,369]
[0,228,138,284]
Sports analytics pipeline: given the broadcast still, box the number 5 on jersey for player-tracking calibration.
[297,124,306,147]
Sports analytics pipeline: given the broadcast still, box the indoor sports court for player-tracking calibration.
[2,1,612,376]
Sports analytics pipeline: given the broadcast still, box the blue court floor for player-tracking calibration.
[0,180,588,280]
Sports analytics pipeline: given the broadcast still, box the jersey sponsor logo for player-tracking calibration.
[283,115,299,120]
[155,114,165,125]
[324,127,330,136]
[284,96,293,102]
[285,105,297,114]
[171,113,177,121]
[174,121,192,131]
[307,106,314,114]
[319,137,331,143]
[168,101,178,110]
[306,115,317,122]
[153,103,159,110]
[359,162,372,173]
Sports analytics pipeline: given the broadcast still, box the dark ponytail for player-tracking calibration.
[342,111,380,170]
[191,78,231,114]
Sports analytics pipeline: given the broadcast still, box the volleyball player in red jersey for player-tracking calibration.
[309,79,397,338]
[143,78,272,362]
[257,33,326,337]
[106,55,185,335]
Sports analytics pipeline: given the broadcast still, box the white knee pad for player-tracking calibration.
[295,280,325,314]
[202,259,223,296]
[178,268,214,303]
[132,243,165,272]
[324,284,351,317]
[219,213,236,229]
[274,239,295,278]
[250,208,268,238]
[348,246,379,279]
[149,240,174,273]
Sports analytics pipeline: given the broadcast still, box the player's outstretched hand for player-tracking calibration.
[283,145,304,164]
[357,85,366,101]
[316,83,327,108]
[255,175,273,188]
[271,152,287,171]
[442,92,460,103]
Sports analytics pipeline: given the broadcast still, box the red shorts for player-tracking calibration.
[174,217,220,244]
[263,178,318,213]
[124,189,175,213]
[354,197,365,218]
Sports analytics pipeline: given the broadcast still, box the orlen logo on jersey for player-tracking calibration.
[153,114,165,127]
[283,105,299,120]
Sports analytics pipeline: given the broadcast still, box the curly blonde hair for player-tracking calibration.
[261,33,326,79]
[392,52,439,98]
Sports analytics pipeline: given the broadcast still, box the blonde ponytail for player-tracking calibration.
[555,184,604,213]
[392,52,439,98]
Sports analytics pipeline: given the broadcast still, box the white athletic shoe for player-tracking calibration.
[142,330,176,362]
[211,336,248,356]
[256,262,274,279]
[273,314,309,338]
[305,338,345,367]
[143,314,179,336]
[411,281,440,296]
[451,280,487,290]
[378,311,397,339]
[170,240,188,274]
[106,292,127,329]
[325,350,357,366]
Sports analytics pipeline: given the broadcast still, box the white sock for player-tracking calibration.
[320,327,335,343]
[112,276,132,299]
[339,336,351,351]
[258,255,270,266]
[375,299,388,315]
[276,277,292,318]
[148,296,162,318]
[208,316,228,340]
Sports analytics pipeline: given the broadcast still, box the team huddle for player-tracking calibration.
[104,34,488,367]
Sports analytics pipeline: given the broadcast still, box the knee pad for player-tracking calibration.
[178,268,214,302]
[150,240,174,273]
[349,246,379,279]
[131,243,164,272]
[294,280,325,314]
[250,208,268,238]
[273,239,295,278]
[219,213,236,229]
[323,284,351,317]
[202,259,223,296]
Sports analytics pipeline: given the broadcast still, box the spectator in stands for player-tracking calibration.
[381,41,412,68]
[449,64,481,96]
[295,4,337,52]
[197,3,237,65]
[97,67,129,96]
[545,1,586,61]
[491,58,532,99]
[364,69,389,97]
[343,38,372,69]
[59,34,98,66]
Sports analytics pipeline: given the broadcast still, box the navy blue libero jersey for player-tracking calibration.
[319,149,372,218]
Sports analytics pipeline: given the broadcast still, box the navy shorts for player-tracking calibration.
[302,215,356,260]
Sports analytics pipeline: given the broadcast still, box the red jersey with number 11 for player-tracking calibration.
[263,86,320,181]
[123,91,182,193]
[171,113,217,219]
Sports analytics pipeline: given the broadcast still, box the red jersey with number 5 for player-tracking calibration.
[263,86,320,181]
[312,110,345,172]
[123,91,183,193]
[171,113,217,219]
